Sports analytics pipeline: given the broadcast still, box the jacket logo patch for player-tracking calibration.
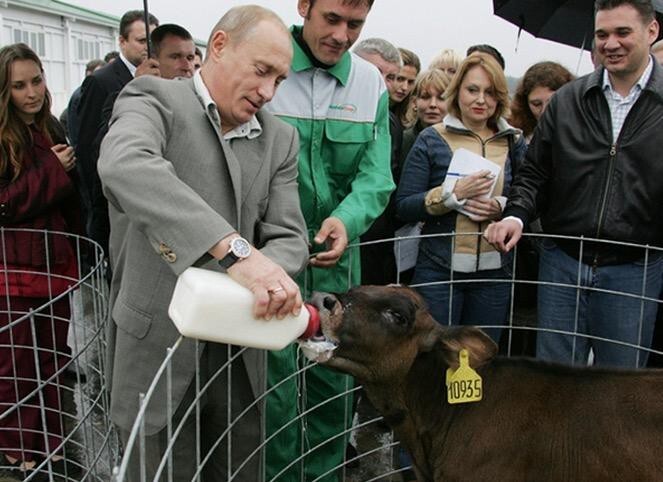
[329,103,357,113]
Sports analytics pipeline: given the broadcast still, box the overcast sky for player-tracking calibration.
[67,0,595,78]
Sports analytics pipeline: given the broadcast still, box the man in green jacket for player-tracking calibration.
[264,0,394,480]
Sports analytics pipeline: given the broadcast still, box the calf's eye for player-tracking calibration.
[383,309,407,327]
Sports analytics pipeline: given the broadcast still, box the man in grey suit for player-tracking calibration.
[98,6,308,481]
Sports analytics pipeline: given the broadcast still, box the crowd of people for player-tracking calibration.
[1,0,663,480]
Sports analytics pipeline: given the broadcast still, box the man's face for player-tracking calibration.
[193,54,203,70]
[120,20,158,67]
[203,20,292,133]
[594,4,658,80]
[298,0,370,65]
[156,34,196,79]
[359,51,400,97]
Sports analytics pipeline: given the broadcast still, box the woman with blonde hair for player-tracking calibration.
[428,48,463,77]
[0,43,80,477]
[396,53,526,337]
[400,69,452,164]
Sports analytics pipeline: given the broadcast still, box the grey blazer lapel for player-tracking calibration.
[231,136,270,205]
[190,79,242,223]
[218,140,242,223]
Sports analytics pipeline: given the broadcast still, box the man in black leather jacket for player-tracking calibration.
[485,0,663,368]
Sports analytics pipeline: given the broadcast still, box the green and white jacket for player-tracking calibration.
[266,26,394,292]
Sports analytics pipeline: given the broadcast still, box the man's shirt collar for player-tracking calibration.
[602,56,653,97]
[119,52,137,78]
[193,70,262,140]
[290,25,351,86]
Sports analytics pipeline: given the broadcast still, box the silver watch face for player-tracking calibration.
[231,237,251,258]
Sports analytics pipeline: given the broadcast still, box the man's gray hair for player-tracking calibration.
[354,38,402,67]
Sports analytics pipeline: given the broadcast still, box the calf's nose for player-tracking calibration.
[323,295,337,311]
[308,291,338,311]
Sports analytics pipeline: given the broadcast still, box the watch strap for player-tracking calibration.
[218,251,239,269]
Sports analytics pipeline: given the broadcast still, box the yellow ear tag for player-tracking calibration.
[445,348,483,404]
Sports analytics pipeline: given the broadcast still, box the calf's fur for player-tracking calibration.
[312,285,663,482]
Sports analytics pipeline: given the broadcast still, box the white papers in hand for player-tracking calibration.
[393,222,423,273]
[445,148,501,219]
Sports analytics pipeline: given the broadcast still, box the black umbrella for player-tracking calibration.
[493,0,663,50]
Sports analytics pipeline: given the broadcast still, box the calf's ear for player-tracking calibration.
[438,326,498,369]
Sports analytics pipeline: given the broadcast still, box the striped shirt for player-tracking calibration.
[602,57,653,142]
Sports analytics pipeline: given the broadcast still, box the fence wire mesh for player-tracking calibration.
[108,232,663,481]
[0,228,119,481]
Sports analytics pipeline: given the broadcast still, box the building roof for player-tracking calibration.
[7,0,207,47]
[7,0,120,29]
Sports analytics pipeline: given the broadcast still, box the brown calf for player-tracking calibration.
[309,285,663,482]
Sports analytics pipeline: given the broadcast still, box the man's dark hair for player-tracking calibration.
[308,0,374,9]
[119,10,159,39]
[594,0,655,23]
[104,50,119,63]
[85,59,106,74]
[466,44,505,70]
[150,24,193,57]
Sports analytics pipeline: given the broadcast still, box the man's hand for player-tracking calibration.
[228,249,302,320]
[51,144,76,172]
[483,218,523,253]
[135,58,161,78]
[210,236,302,320]
[309,217,348,268]
[464,197,502,222]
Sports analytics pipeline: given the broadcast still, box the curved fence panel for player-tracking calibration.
[0,228,118,481]
[114,233,663,481]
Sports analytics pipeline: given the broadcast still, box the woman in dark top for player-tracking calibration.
[0,43,80,476]
[390,48,421,130]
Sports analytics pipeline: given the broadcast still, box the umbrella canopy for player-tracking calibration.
[494,0,663,50]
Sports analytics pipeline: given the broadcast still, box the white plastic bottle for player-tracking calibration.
[168,267,320,350]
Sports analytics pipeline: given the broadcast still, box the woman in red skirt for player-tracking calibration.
[0,42,81,477]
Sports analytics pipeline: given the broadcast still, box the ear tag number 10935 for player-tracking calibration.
[445,349,483,404]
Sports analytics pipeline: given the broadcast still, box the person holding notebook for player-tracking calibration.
[396,52,526,342]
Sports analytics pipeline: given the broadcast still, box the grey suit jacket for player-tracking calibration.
[98,75,308,434]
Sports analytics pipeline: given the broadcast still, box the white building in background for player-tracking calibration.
[0,0,119,115]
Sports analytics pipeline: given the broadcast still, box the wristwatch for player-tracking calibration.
[218,236,252,269]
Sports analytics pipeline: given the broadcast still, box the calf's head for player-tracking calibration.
[308,285,498,384]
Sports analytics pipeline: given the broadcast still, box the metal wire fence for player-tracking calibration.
[108,232,663,480]
[0,228,119,481]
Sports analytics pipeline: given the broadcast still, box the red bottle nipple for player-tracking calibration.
[299,303,320,340]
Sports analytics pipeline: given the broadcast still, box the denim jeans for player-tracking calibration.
[411,250,511,342]
[536,240,663,368]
